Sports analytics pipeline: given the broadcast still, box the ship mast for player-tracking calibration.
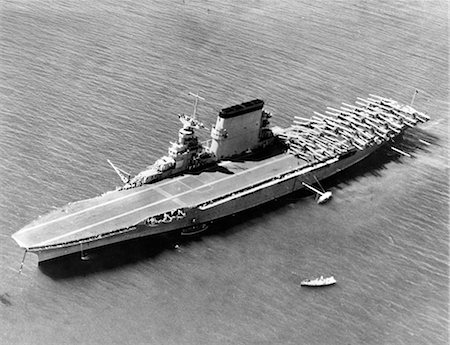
[179,92,206,129]
[189,91,205,120]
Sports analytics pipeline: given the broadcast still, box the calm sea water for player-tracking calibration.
[0,0,448,344]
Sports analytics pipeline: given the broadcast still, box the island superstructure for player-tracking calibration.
[12,93,429,263]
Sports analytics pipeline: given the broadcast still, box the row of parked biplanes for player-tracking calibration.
[280,94,429,162]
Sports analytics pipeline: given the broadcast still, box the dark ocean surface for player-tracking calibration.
[0,0,448,344]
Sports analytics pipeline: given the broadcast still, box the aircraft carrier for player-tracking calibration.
[12,92,429,263]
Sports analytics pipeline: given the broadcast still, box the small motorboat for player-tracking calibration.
[300,275,336,287]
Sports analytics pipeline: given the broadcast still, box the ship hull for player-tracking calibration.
[31,139,383,263]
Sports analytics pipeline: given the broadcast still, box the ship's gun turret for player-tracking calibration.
[154,156,176,172]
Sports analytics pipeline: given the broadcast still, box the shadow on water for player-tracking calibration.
[39,130,437,279]
[39,233,181,279]
[327,128,439,186]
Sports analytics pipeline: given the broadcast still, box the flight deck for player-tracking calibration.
[13,153,305,249]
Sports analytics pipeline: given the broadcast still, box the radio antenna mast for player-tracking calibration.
[189,92,205,120]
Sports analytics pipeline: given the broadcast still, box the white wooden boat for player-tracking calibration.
[300,275,336,287]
